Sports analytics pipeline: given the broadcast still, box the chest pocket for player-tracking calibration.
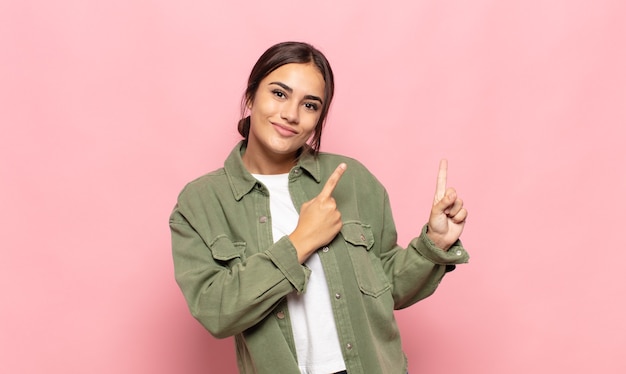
[208,235,247,266]
[341,221,390,297]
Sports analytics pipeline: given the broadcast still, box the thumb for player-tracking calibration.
[432,188,456,215]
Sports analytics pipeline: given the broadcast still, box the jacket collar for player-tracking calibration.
[224,141,321,201]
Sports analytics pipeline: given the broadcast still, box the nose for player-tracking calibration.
[280,101,299,124]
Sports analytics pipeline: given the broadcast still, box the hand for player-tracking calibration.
[289,163,347,263]
[426,160,467,251]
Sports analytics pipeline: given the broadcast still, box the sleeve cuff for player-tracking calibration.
[412,224,470,265]
[266,236,311,294]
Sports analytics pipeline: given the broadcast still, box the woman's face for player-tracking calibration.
[247,62,325,161]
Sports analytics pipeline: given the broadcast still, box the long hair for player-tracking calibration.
[237,41,335,155]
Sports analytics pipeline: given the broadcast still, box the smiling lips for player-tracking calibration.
[272,122,298,137]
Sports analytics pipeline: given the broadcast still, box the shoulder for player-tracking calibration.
[317,152,369,172]
[176,167,228,201]
[317,152,383,188]
[317,152,373,175]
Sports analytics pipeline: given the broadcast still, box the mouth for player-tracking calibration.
[271,122,298,137]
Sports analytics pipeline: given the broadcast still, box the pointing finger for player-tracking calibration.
[434,159,448,203]
[319,163,347,198]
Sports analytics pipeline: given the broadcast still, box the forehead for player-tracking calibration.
[262,63,325,96]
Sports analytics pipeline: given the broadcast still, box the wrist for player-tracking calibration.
[425,224,451,251]
[288,232,317,263]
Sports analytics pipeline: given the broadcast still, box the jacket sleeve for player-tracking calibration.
[170,201,311,339]
[376,190,470,310]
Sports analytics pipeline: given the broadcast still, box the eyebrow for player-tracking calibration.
[269,81,324,104]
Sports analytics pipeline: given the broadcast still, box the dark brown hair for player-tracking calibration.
[237,41,335,155]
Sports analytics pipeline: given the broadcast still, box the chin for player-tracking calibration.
[268,139,304,154]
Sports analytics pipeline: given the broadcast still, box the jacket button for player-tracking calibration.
[276,311,285,319]
[259,216,267,223]
[346,343,353,350]
[360,234,366,241]
[322,246,329,252]
[335,293,341,299]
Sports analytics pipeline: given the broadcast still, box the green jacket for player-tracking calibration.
[170,142,469,374]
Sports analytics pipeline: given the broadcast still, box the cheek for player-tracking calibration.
[263,95,284,113]
[249,97,274,119]
[304,112,321,130]
[301,117,319,138]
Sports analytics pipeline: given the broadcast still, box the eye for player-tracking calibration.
[304,102,319,111]
[272,89,286,99]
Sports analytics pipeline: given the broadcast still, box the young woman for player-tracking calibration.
[170,41,469,374]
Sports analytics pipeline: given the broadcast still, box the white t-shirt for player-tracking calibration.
[253,173,346,374]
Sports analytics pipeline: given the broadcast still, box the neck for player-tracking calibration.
[242,144,298,175]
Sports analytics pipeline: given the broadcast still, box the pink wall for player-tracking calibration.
[2,0,625,373]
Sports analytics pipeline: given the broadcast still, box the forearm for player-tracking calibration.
[172,223,309,338]
[385,227,469,309]
[377,189,469,309]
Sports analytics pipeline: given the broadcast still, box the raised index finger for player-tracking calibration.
[319,163,347,198]
[434,159,448,202]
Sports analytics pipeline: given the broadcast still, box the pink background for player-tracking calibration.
[2,0,625,373]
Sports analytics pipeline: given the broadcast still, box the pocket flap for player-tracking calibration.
[209,235,246,261]
[340,221,374,250]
